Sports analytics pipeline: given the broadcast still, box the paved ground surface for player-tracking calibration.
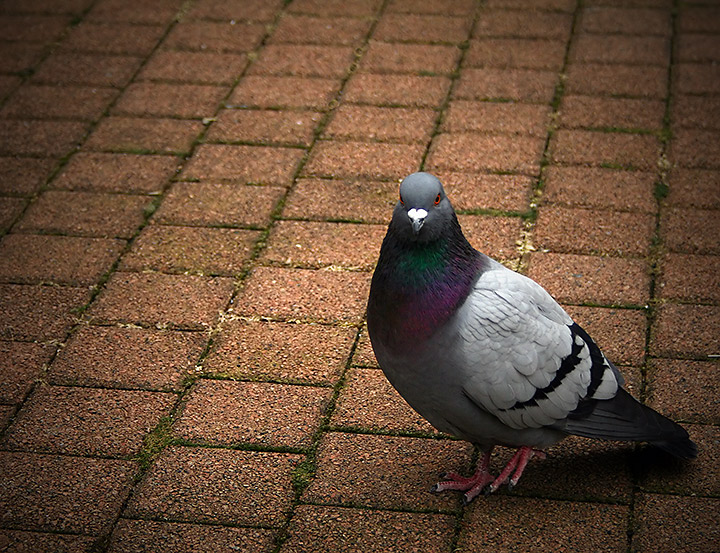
[0,0,719,551]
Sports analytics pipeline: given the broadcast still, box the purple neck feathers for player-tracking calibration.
[368,216,484,352]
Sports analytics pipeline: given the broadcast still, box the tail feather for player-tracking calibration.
[651,437,698,460]
[563,388,697,460]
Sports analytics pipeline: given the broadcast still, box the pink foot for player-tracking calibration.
[431,447,546,504]
[431,451,495,504]
[487,446,546,494]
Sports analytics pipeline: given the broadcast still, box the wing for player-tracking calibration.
[457,265,620,430]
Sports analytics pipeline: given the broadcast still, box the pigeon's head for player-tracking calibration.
[394,172,454,242]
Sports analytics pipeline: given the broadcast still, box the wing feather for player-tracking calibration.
[457,265,619,430]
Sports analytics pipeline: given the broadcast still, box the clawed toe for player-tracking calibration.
[431,447,546,503]
[439,470,464,481]
[488,446,544,494]
[432,456,496,502]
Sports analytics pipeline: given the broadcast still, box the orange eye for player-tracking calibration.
[434,193,441,205]
[399,194,404,205]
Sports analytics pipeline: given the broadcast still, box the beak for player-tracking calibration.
[407,208,427,235]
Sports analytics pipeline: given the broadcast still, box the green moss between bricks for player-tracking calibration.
[291,455,317,498]
[654,181,669,202]
[135,415,174,473]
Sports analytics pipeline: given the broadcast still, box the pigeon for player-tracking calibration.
[367,172,697,504]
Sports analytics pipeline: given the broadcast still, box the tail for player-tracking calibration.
[563,388,697,459]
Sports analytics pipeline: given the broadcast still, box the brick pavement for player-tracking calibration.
[0,0,718,551]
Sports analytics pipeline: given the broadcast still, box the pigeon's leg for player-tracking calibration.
[487,446,546,493]
[431,449,495,503]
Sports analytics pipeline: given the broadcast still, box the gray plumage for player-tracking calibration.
[367,172,696,499]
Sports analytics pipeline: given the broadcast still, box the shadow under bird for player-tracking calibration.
[367,172,697,504]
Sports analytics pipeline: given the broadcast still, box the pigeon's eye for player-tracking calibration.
[399,194,404,205]
[434,193,441,205]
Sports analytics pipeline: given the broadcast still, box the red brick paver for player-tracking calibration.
[228,75,341,110]
[0,341,55,404]
[344,73,451,107]
[238,266,370,323]
[0,84,117,121]
[0,284,91,341]
[280,506,455,553]
[120,225,260,276]
[52,152,178,194]
[0,452,135,535]
[153,181,285,228]
[182,144,305,185]
[86,116,203,154]
[88,272,235,329]
[1,2,717,551]
[458,496,628,552]
[204,318,356,385]
[49,325,206,391]
[174,379,331,449]
[15,190,150,238]
[260,220,386,270]
[125,446,300,527]
[0,157,56,196]
[3,385,174,457]
[107,520,274,553]
[304,432,473,511]
[206,109,322,147]
[0,234,124,285]
[32,52,143,88]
